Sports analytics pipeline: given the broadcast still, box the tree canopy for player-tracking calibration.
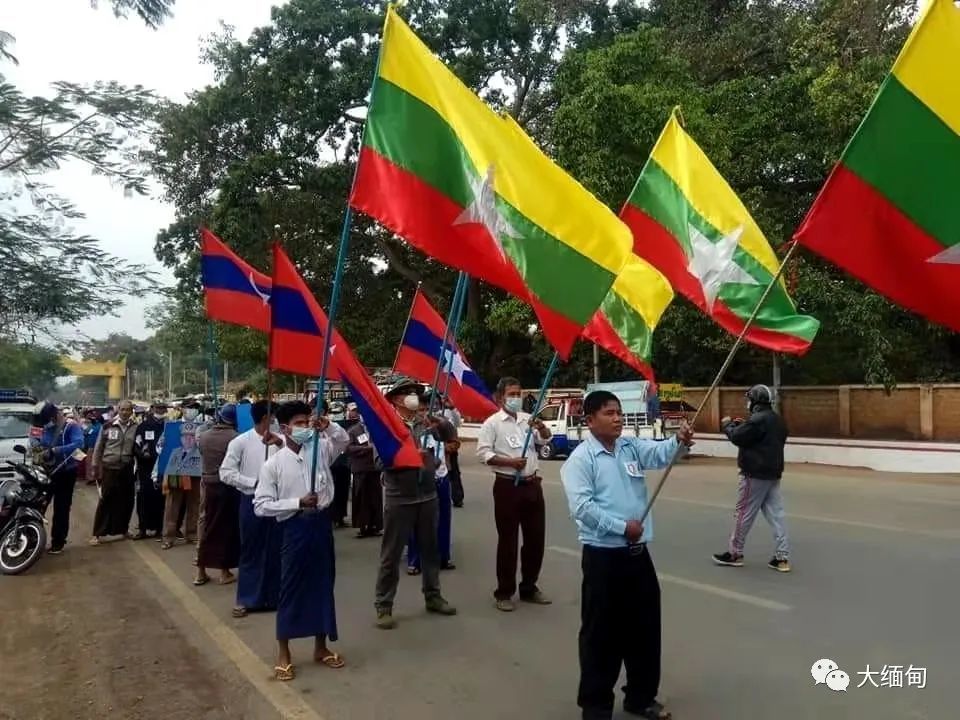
[149,0,959,389]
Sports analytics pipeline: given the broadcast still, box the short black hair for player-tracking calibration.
[496,377,522,395]
[251,400,273,425]
[276,400,312,425]
[583,390,620,416]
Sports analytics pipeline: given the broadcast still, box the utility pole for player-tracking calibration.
[592,343,600,385]
[167,353,173,398]
[223,360,229,388]
[772,353,782,411]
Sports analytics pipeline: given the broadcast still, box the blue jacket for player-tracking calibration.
[41,421,85,472]
[84,421,102,450]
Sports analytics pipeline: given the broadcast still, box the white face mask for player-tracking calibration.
[183,408,199,422]
[403,394,420,411]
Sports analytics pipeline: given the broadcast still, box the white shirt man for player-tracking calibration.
[221,429,280,495]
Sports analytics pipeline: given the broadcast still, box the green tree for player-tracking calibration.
[0,340,66,398]
[97,0,176,29]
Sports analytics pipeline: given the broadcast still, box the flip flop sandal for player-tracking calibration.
[232,607,248,618]
[88,538,102,546]
[160,542,174,550]
[636,702,672,720]
[193,576,210,586]
[274,664,295,681]
[316,653,345,669]
[406,567,421,576]
[218,575,237,586]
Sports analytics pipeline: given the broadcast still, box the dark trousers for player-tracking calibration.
[493,476,545,600]
[93,465,136,538]
[330,464,351,526]
[578,544,662,719]
[448,452,464,506]
[135,459,163,534]
[375,497,440,610]
[49,468,77,549]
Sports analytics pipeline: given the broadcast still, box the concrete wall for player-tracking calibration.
[682,384,960,442]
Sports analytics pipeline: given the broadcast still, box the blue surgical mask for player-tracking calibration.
[291,427,315,446]
[504,397,522,414]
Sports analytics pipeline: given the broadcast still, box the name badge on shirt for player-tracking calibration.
[506,435,523,449]
[145,431,155,441]
[624,462,642,477]
[357,433,369,445]
[108,428,119,440]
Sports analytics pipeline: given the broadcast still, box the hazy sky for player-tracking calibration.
[1,0,286,342]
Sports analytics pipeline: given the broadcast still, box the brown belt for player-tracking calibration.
[494,473,539,484]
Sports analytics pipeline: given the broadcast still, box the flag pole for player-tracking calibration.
[637,241,800,525]
[206,322,218,411]
[515,349,561,485]
[265,226,280,460]
[392,281,422,373]
[309,22,389,493]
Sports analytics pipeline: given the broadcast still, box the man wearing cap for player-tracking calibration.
[195,403,241,586]
[132,401,167,539]
[477,377,553,612]
[374,377,457,629]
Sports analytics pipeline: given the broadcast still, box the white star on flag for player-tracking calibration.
[247,272,271,305]
[928,244,960,265]
[441,347,471,384]
[453,164,522,259]
[686,223,760,310]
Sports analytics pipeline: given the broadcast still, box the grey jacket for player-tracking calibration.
[93,417,138,471]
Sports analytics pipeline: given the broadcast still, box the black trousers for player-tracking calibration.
[49,468,77,549]
[135,458,164,534]
[448,452,464,506]
[330,464,351,525]
[578,544,661,719]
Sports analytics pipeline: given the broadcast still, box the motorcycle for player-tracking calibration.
[0,444,53,575]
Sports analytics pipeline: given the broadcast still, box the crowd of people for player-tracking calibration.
[32,377,797,720]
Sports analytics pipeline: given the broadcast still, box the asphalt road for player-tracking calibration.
[9,451,958,720]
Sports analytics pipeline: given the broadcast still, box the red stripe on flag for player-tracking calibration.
[350,146,581,358]
[623,205,813,354]
[204,291,272,333]
[795,164,960,333]
[582,312,656,384]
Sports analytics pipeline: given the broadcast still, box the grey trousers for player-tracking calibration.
[729,475,790,559]
[375,497,441,610]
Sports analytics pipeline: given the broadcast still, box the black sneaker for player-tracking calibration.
[623,698,671,719]
[712,552,744,567]
[48,545,64,555]
[768,556,792,573]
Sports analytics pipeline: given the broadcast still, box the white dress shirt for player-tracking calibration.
[253,425,350,522]
[220,429,279,496]
[476,409,551,477]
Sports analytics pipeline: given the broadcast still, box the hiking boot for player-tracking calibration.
[425,597,457,616]
[495,598,516,612]
[376,609,397,630]
[768,556,791,573]
[520,589,552,605]
[712,551,744,567]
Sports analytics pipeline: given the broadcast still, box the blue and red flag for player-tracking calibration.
[270,244,421,469]
[394,287,498,420]
[200,228,272,332]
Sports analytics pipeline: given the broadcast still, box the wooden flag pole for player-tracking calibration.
[637,241,800,526]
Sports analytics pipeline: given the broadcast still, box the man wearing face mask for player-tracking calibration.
[90,399,139,545]
[345,403,383,539]
[373,377,457,630]
[477,377,553,612]
[254,400,350,680]
[713,384,791,573]
[37,403,84,554]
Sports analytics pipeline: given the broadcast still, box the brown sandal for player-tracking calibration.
[316,652,345,669]
[274,664,295,681]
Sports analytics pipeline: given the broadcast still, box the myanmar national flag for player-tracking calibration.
[624,114,820,354]
[350,7,632,359]
[583,255,674,383]
[795,0,960,332]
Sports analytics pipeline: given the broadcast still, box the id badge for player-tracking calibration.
[506,435,523,449]
[624,461,642,477]
[108,429,119,441]
[357,433,369,445]
[145,431,155,441]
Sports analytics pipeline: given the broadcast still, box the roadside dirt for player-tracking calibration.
[0,487,260,720]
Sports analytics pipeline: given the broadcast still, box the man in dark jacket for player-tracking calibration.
[712,384,791,573]
[133,401,167,539]
[38,403,84,554]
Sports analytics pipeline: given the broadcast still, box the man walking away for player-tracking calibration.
[90,400,138,545]
[713,384,791,572]
[37,404,84,554]
[374,377,457,630]
[329,401,352,529]
[344,404,383,538]
[476,377,552,612]
[133,402,166,539]
[560,390,694,720]
[83,411,102,485]
[221,400,283,617]
[195,404,240,586]
[254,401,349,680]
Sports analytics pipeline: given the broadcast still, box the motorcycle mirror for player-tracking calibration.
[12,444,26,455]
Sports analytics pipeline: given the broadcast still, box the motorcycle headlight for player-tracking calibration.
[0,478,21,508]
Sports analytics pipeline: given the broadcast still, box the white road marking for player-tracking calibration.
[546,545,792,612]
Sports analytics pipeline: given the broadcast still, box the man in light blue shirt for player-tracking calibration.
[560,390,693,720]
